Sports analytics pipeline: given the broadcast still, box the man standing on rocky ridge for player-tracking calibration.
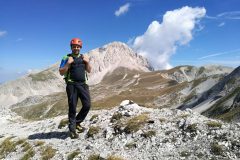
[59,38,92,139]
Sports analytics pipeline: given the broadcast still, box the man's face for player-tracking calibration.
[71,44,81,55]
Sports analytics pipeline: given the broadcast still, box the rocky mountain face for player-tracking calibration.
[178,66,240,122]
[0,100,239,159]
[87,42,153,84]
[9,65,234,122]
[0,42,152,107]
[0,63,64,107]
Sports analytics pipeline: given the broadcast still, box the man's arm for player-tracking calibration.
[59,56,74,76]
[85,62,92,73]
[59,63,71,76]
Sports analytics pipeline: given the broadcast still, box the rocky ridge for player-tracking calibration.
[178,66,240,120]
[1,100,239,160]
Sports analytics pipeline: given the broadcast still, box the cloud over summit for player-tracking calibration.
[132,6,206,69]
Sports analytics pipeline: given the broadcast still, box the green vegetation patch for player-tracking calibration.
[123,114,149,134]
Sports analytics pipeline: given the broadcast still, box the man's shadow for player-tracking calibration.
[28,131,69,140]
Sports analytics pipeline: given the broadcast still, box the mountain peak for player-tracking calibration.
[103,41,128,48]
[87,41,153,84]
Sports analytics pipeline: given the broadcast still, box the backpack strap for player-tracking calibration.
[80,54,88,81]
[64,54,72,83]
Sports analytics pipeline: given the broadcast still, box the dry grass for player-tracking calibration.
[141,130,156,138]
[87,126,101,138]
[124,114,149,134]
[107,155,125,160]
[159,117,167,123]
[21,141,32,152]
[88,154,104,160]
[58,118,69,129]
[15,138,27,146]
[28,70,56,81]
[34,141,45,147]
[90,114,99,121]
[67,150,81,160]
[211,142,224,156]
[206,121,222,128]
[20,148,35,160]
[110,112,123,123]
[0,137,17,159]
[13,66,194,121]
[40,145,57,160]
[125,142,137,149]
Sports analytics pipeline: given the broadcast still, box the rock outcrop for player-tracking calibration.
[1,100,239,159]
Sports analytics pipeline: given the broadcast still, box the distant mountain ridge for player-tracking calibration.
[0,41,239,122]
[0,41,152,107]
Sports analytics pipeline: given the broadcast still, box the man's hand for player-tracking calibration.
[82,55,91,73]
[82,55,90,64]
[67,57,74,65]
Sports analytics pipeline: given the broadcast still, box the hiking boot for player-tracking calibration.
[76,123,86,133]
[69,131,79,139]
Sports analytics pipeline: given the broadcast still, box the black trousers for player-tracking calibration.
[66,82,91,132]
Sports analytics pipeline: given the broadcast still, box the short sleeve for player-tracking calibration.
[59,56,68,68]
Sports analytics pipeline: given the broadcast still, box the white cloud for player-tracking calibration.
[115,3,131,17]
[0,30,7,37]
[217,11,240,20]
[218,22,225,27]
[131,6,206,69]
[206,11,240,20]
[198,48,240,60]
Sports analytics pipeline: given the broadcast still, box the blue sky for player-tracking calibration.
[0,0,240,83]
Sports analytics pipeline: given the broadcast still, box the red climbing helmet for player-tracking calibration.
[70,38,82,48]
